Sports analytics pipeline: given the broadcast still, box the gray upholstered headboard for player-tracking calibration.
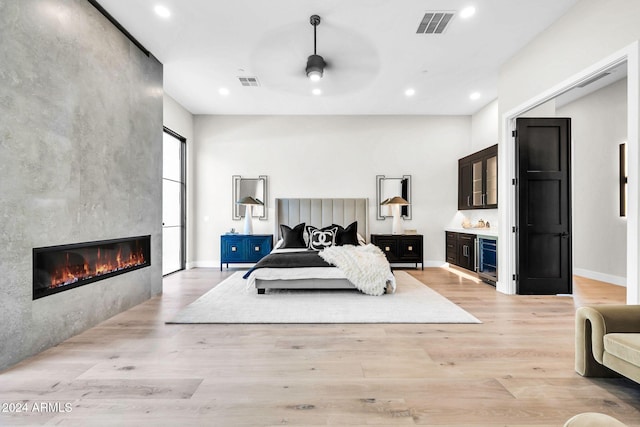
[275,198,369,240]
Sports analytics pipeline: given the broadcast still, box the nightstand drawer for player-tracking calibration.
[374,237,399,261]
[399,237,422,261]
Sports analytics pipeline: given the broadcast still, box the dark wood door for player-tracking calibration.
[515,118,572,295]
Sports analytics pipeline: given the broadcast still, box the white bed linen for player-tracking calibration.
[244,247,346,288]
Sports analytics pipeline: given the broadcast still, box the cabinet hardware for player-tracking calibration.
[231,246,237,252]
[467,195,471,206]
[408,246,413,251]
[385,246,390,252]
[254,246,260,251]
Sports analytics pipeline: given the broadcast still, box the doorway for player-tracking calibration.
[162,127,186,276]
[499,43,639,304]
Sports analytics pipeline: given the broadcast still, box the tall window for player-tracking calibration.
[162,127,186,275]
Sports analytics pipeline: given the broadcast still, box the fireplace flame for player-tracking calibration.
[49,246,146,289]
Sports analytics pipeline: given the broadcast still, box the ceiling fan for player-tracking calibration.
[306,15,326,81]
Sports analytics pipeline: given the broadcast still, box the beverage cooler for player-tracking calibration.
[477,236,497,286]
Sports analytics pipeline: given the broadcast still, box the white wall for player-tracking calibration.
[557,78,628,284]
[163,94,195,265]
[471,99,498,152]
[192,115,471,267]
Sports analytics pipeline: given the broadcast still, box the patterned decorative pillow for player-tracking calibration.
[332,221,359,246]
[306,225,338,251]
[279,223,306,248]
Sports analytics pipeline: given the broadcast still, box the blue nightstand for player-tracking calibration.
[220,234,273,270]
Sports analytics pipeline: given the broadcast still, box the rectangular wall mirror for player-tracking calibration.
[376,175,411,220]
[232,175,268,220]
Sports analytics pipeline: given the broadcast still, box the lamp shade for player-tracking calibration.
[306,54,325,80]
[384,196,409,206]
[236,196,263,205]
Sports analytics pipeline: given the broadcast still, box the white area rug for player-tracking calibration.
[168,271,481,324]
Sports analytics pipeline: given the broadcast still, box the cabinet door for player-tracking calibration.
[221,237,245,262]
[472,158,484,207]
[246,236,272,262]
[374,236,399,262]
[446,232,457,264]
[458,159,473,210]
[399,236,422,262]
[457,234,476,271]
[485,153,498,208]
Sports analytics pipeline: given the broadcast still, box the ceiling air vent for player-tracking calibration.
[416,12,454,34]
[238,76,260,87]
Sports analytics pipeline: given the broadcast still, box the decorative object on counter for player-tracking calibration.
[232,175,268,220]
[237,196,264,234]
[404,229,417,235]
[461,218,472,229]
[476,219,486,228]
[225,228,238,235]
[485,221,490,228]
[381,196,409,235]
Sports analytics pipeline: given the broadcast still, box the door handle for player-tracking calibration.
[467,196,471,207]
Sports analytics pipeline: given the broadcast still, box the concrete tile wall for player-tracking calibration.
[0,0,163,370]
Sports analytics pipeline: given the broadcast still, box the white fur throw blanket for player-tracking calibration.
[318,244,396,296]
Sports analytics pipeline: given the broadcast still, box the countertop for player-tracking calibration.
[446,227,498,237]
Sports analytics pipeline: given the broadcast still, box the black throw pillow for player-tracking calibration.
[279,223,306,248]
[332,221,359,246]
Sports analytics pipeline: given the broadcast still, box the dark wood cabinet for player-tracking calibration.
[371,234,423,270]
[445,232,457,264]
[220,234,273,270]
[445,231,476,272]
[458,144,498,210]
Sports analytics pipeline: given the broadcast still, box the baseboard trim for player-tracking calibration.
[573,268,626,287]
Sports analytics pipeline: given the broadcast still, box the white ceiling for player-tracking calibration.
[97,0,578,115]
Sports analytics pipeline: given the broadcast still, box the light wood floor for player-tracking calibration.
[1,268,639,426]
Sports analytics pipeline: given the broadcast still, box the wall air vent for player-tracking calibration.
[238,76,260,87]
[576,72,611,88]
[416,12,454,34]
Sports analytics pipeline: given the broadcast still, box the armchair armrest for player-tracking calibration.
[575,305,640,377]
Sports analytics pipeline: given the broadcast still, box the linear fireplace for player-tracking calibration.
[33,236,151,300]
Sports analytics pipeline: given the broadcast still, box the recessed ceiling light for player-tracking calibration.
[460,6,476,19]
[154,5,171,18]
[219,88,230,96]
[469,92,481,100]
[405,88,416,97]
[312,88,322,96]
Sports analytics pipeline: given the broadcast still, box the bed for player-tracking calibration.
[243,198,395,295]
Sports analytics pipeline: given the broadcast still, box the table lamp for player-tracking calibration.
[236,196,263,235]
[381,196,409,234]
